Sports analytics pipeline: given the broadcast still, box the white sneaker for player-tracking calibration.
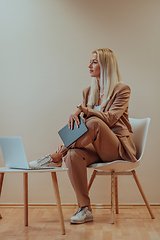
[29,154,62,169]
[70,207,93,224]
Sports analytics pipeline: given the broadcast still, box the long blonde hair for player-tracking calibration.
[88,48,121,108]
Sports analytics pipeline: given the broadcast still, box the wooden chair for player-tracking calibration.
[88,118,155,223]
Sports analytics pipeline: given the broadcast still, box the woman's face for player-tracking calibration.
[88,53,100,80]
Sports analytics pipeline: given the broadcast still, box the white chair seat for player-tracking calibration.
[88,159,140,172]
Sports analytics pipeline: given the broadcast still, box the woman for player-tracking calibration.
[29,48,137,224]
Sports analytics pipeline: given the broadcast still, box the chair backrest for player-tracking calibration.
[129,118,151,161]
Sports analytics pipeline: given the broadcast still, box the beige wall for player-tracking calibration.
[0,0,160,205]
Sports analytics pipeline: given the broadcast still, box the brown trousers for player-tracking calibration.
[62,117,122,207]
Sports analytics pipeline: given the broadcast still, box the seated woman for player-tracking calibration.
[29,48,137,224]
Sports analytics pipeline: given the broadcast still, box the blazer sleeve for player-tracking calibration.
[84,85,131,127]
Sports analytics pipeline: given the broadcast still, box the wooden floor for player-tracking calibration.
[0,206,160,240]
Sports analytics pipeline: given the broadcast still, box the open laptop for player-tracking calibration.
[0,137,55,170]
[58,116,88,148]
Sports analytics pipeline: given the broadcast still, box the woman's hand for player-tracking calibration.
[68,108,81,130]
[56,145,64,153]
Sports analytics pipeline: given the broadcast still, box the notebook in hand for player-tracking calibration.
[58,116,88,148]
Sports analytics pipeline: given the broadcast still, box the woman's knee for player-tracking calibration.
[64,149,80,165]
[85,116,111,135]
[64,149,86,167]
[85,117,100,130]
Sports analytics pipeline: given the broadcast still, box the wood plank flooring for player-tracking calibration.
[0,206,159,240]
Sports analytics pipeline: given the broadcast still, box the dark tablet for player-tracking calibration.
[58,116,88,148]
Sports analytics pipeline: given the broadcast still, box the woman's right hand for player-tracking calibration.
[68,108,81,130]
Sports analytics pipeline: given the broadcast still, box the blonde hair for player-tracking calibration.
[88,48,121,108]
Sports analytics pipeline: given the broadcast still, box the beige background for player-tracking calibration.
[0,0,159,205]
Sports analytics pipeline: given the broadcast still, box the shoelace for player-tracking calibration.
[37,154,52,165]
[72,207,86,216]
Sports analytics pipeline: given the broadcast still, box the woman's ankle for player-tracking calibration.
[80,205,91,212]
[50,152,62,163]
[87,206,91,211]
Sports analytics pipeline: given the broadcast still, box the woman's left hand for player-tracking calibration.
[68,108,81,130]
[56,145,64,153]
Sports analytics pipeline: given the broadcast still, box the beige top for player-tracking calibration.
[94,105,101,111]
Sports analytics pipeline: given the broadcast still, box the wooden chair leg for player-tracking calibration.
[51,172,65,235]
[132,170,155,219]
[23,173,28,226]
[0,173,4,219]
[115,176,119,214]
[88,170,97,191]
[111,171,115,224]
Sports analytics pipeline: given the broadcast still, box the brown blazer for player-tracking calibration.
[82,82,137,162]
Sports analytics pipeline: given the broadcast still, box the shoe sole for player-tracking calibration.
[70,217,93,224]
